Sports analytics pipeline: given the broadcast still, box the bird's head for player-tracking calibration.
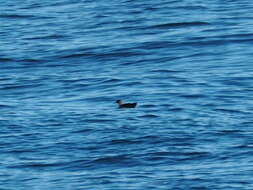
[116,100,123,105]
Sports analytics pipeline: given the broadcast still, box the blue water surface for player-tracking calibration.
[1,0,253,189]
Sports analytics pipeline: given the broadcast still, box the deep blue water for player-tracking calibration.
[1,0,253,189]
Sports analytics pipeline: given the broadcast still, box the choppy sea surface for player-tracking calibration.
[1,0,253,189]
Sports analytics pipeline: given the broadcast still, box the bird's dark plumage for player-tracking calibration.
[116,100,137,108]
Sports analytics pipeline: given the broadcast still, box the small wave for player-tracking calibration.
[0,84,40,90]
[61,49,146,59]
[136,135,158,141]
[141,104,155,108]
[233,144,253,149]
[0,14,49,19]
[137,40,174,50]
[149,151,170,156]
[176,5,208,10]
[0,14,33,19]
[20,58,44,63]
[124,81,143,86]
[219,129,242,134]
[221,79,249,87]
[136,37,250,50]
[102,78,122,83]
[170,151,210,161]
[214,108,245,114]
[0,57,14,62]
[72,128,93,134]
[0,77,11,81]
[0,104,13,108]
[19,2,43,9]
[58,78,87,83]
[188,38,253,47]
[61,52,94,58]
[85,119,115,123]
[147,21,210,29]
[169,107,184,112]
[25,34,65,40]
[150,69,181,73]
[96,51,146,58]
[240,121,253,126]
[144,151,210,162]
[109,139,140,145]
[185,151,210,156]
[180,94,206,99]
[139,114,159,118]
[49,1,81,8]
[92,155,132,165]
[9,161,66,169]
[210,32,253,40]
[6,148,36,154]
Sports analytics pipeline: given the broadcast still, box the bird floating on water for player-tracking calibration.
[116,100,137,108]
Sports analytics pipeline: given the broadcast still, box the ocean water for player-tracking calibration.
[1,0,253,189]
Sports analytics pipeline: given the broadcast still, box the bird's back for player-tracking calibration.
[119,103,137,108]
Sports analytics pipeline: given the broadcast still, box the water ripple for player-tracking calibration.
[1,0,253,189]
[147,21,210,29]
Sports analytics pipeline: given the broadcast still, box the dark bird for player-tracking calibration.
[116,100,137,108]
